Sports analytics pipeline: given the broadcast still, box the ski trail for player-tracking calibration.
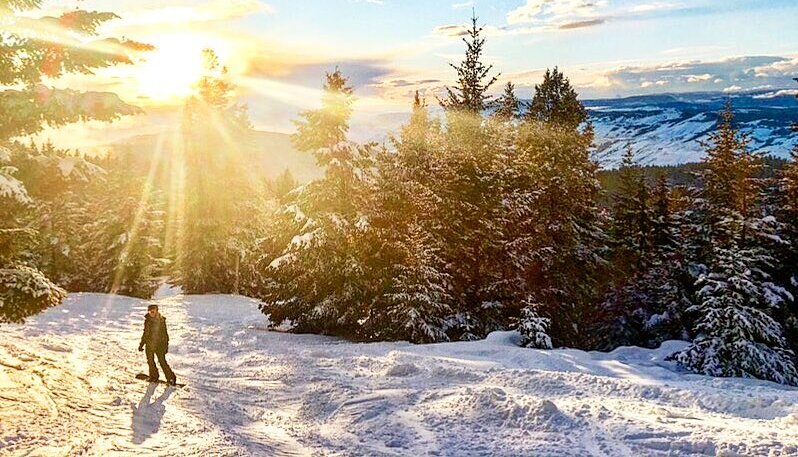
[0,292,308,456]
[2,291,798,456]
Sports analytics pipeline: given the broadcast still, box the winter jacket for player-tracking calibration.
[139,313,169,353]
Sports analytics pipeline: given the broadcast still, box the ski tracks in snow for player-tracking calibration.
[2,291,798,456]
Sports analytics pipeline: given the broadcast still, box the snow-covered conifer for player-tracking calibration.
[669,243,798,385]
[518,300,553,349]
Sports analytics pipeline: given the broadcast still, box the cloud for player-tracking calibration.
[507,0,606,26]
[117,0,273,27]
[630,2,681,13]
[432,23,509,38]
[376,78,442,88]
[245,55,396,90]
[752,57,798,78]
[433,24,470,37]
[558,19,605,30]
[452,1,475,9]
[641,79,668,88]
[723,85,743,93]
[754,89,798,99]
[575,55,798,98]
[486,0,688,36]
[686,73,712,83]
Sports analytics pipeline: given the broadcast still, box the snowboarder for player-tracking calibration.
[138,304,176,386]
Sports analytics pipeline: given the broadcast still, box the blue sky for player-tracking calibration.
[28,0,798,146]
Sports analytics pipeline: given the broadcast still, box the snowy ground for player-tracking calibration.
[2,289,798,456]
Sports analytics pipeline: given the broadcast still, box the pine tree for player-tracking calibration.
[702,102,759,223]
[651,175,675,251]
[0,145,66,323]
[258,70,379,338]
[774,121,798,359]
[491,82,522,122]
[610,146,653,273]
[293,68,354,152]
[668,243,798,385]
[269,169,298,202]
[668,101,798,385]
[0,1,145,322]
[524,67,588,133]
[260,141,377,337]
[177,49,265,294]
[514,120,607,349]
[518,299,553,349]
[9,143,102,290]
[439,12,499,114]
[370,222,452,343]
[82,157,167,298]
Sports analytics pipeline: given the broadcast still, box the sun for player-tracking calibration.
[133,34,228,103]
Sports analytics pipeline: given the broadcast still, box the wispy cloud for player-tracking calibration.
[575,55,798,98]
[459,0,690,36]
[432,23,509,38]
[507,0,606,26]
[116,0,273,27]
[686,73,712,83]
[558,19,605,30]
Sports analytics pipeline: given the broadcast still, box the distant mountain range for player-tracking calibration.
[111,130,323,183]
[109,90,798,179]
[586,89,798,167]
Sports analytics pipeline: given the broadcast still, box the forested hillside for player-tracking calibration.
[2,4,798,388]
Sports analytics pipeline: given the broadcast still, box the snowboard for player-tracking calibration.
[135,373,186,388]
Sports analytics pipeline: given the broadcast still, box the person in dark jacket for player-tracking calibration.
[138,304,176,385]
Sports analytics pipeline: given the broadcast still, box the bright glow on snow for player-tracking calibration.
[1,292,797,455]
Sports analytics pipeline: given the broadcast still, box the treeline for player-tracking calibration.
[598,156,787,199]
[2,5,798,386]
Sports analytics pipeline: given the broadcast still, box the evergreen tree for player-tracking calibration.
[177,49,265,294]
[401,91,437,146]
[260,141,377,337]
[514,121,607,348]
[11,143,101,290]
[668,243,798,385]
[524,67,588,132]
[651,175,675,250]
[293,68,354,152]
[774,141,798,358]
[491,82,522,122]
[0,145,66,323]
[439,12,499,114]
[518,299,553,349]
[610,146,653,273]
[369,222,452,343]
[82,157,167,298]
[668,102,797,385]
[258,70,379,337]
[701,102,759,222]
[268,169,298,202]
[0,0,144,322]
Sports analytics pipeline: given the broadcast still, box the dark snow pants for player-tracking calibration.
[146,347,175,381]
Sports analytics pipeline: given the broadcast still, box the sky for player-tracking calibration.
[22,0,798,149]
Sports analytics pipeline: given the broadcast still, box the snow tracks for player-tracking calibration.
[2,292,798,456]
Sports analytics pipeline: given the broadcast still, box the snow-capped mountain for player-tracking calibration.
[587,90,798,167]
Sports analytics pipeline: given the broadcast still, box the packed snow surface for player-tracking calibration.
[2,290,798,456]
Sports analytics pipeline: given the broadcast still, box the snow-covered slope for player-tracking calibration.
[587,90,798,167]
[2,291,797,456]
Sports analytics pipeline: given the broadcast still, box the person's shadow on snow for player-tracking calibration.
[131,383,175,444]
